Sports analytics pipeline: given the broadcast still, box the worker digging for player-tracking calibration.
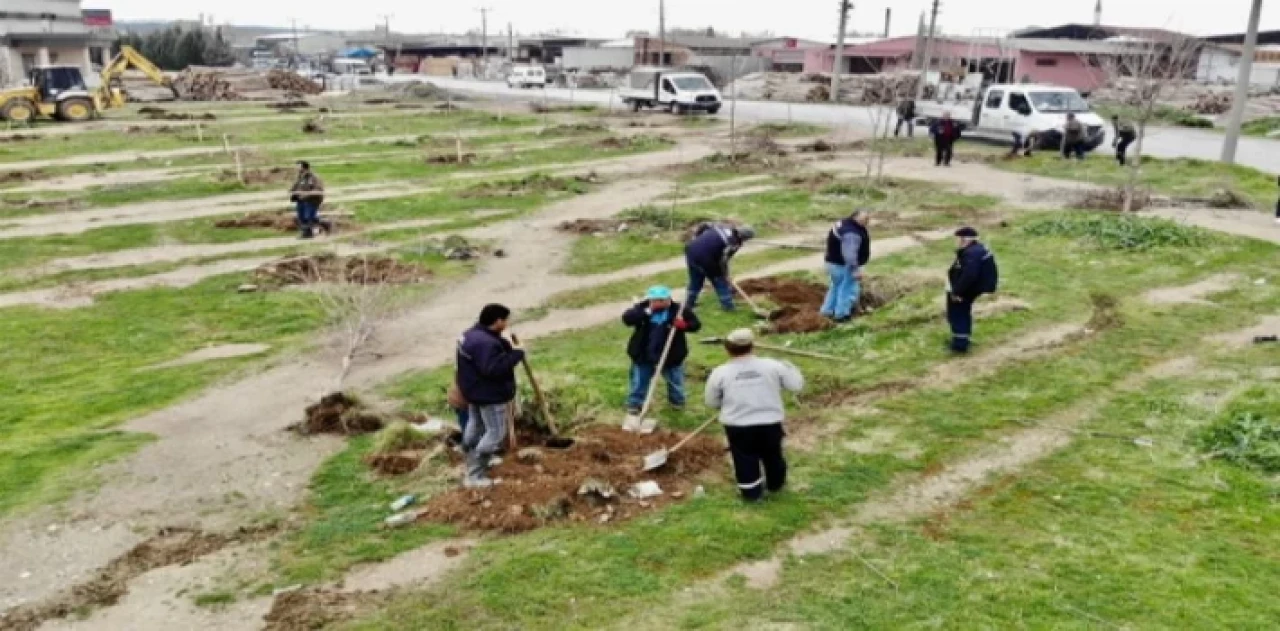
[929,112,961,167]
[685,221,756,311]
[289,161,332,240]
[946,227,1001,354]
[821,209,872,324]
[705,328,805,502]
[621,285,702,433]
[455,304,525,489]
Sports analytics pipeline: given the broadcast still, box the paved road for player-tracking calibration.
[420,77,1280,174]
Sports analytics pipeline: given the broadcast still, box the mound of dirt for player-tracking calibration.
[418,426,724,533]
[797,139,837,153]
[217,166,295,185]
[214,211,354,233]
[302,119,325,134]
[264,589,383,631]
[365,450,428,475]
[424,152,478,165]
[394,103,428,110]
[0,133,39,144]
[138,106,217,121]
[363,97,396,105]
[741,275,926,334]
[1074,188,1152,212]
[0,169,49,184]
[558,218,629,234]
[255,253,431,287]
[459,172,600,198]
[267,100,312,109]
[296,392,386,436]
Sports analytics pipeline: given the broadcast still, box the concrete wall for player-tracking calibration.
[0,0,89,37]
[562,46,633,71]
[1016,52,1105,92]
[1197,48,1280,86]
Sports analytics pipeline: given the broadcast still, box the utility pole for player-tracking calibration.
[1221,0,1263,164]
[659,0,666,66]
[884,8,892,38]
[377,14,393,71]
[915,0,941,100]
[508,23,514,61]
[478,7,491,66]
[290,18,299,68]
[831,1,852,103]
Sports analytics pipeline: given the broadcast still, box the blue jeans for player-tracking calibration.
[627,363,686,411]
[687,260,734,310]
[454,407,469,434]
[947,293,975,352]
[820,263,860,320]
[295,199,320,233]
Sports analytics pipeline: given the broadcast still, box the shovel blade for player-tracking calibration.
[642,448,669,472]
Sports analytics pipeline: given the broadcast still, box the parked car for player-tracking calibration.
[916,82,1106,151]
[619,66,722,115]
[507,66,547,89]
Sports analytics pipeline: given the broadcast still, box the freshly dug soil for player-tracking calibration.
[0,133,40,143]
[216,166,295,185]
[740,275,925,334]
[295,392,386,436]
[424,152,478,165]
[558,218,628,234]
[254,253,431,286]
[267,100,312,109]
[138,106,217,121]
[263,589,384,631]
[797,139,836,153]
[0,169,49,184]
[0,525,277,631]
[214,211,299,231]
[418,426,725,533]
[365,450,428,475]
[459,172,600,198]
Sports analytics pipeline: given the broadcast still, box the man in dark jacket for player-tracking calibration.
[456,304,525,488]
[685,222,755,311]
[289,161,332,240]
[621,285,702,432]
[1112,115,1137,166]
[821,209,871,323]
[895,99,916,137]
[1062,113,1086,160]
[929,113,962,167]
[947,227,997,354]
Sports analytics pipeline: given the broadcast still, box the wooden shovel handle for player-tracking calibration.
[637,301,689,421]
[669,416,718,455]
[511,334,559,435]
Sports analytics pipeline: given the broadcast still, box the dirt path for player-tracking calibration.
[1143,207,1280,245]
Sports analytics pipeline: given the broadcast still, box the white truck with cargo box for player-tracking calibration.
[619,67,722,114]
[916,82,1107,152]
[507,65,547,89]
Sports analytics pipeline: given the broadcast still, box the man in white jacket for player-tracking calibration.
[704,328,805,502]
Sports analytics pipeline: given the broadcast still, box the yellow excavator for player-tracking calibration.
[0,45,177,123]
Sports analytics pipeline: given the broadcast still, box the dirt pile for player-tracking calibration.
[293,392,386,436]
[254,253,432,286]
[264,589,384,631]
[424,152,479,165]
[539,122,610,136]
[267,100,312,110]
[741,275,925,334]
[558,218,629,234]
[214,211,298,231]
[0,133,39,143]
[1074,188,1153,212]
[267,70,323,95]
[460,172,599,198]
[731,71,920,104]
[0,525,277,631]
[217,166,295,185]
[137,106,216,121]
[0,170,49,184]
[418,426,724,533]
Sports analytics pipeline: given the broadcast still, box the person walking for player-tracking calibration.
[455,304,525,488]
[621,286,702,432]
[820,209,871,323]
[946,227,999,354]
[894,98,916,138]
[1112,115,1137,166]
[685,222,755,311]
[1061,113,1086,160]
[705,328,805,503]
[289,161,332,239]
[929,113,961,167]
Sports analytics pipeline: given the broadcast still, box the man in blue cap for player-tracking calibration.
[621,285,702,432]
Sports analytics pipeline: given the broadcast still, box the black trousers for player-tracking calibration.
[1116,133,1136,165]
[895,117,914,137]
[946,293,975,352]
[934,138,954,166]
[724,423,787,501]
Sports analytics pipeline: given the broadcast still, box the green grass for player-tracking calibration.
[192,591,238,608]
[997,152,1278,209]
[1242,116,1280,138]
[326,211,1279,629]
[1095,103,1215,129]
[747,122,829,138]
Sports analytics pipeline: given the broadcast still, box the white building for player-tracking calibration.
[0,0,108,85]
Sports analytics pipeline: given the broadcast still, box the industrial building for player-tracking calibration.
[0,1,115,84]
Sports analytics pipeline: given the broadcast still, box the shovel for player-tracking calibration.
[643,416,718,472]
[511,335,565,445]
[699,337,845,361]
[624,304,687,434]
[730,279,776,320]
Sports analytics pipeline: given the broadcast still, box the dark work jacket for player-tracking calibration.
[622,301,702,368]
[929,119,962,142]
[825,218,871,267]
[1064,119,1085,144]
[897,99,916,119]
[455,325,525,405]
[948,241,991,300]
[685,224,741,277]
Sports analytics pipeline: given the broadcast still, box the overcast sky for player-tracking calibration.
[100,0,1275,40]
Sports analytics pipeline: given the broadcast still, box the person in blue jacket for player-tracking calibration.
[947,227,999,354]
[455,304,524,488]
[685,222,755,311]
[620,286,702,431]
[821,209,871,323]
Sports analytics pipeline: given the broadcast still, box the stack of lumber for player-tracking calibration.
[172,67,320,101]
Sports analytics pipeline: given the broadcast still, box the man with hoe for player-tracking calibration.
[821,209,872,323]
[946,227,999,354]
[685,222,755,311]
[455,304,525,488]
[621,286,702,432]
[705,328,805,502]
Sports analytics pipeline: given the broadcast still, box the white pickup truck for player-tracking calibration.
[916,83,1107,152]
[619,67,723,115]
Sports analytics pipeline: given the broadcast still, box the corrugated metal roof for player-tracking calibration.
[1009,38,1153,54]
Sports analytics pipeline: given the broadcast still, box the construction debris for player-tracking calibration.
[731,71,920,105]
[172,67,322,102]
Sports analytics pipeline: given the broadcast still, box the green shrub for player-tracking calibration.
[1200,412,1280,473]
[1021,213,1213,250]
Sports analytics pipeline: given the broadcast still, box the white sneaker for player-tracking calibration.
[463,476,495,489]
[490,456,503,466]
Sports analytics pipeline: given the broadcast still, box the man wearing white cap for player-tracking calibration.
[704,328,805,502]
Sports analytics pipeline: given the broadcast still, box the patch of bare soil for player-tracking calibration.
[148,343,271,370]
[394,103,428,110]
[1144,274,1240,305]
[253,253,431,286]
[557,218,629,234]
[0,133,39,144]
[216,166,296,185]
[1073,187,1154,212]
[137,107,217,121]
[214,209,355,233]
[418,426,724,533]
[796,139,837,153]
[458,172,601,198]
[267,100,311,109]
[302,119,325,134]
[263,589,386,631]
[0,526,276,631]
[424,152,479,165]
[293,392,386,436]
[1083,292,1123,333]
[1,197,85,212]
[0,170,49,185]
[539,122,610,136]
[740,275,925,334]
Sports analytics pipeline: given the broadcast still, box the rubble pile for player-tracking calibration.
[730,71,920,105]
[1091,80,1280,123]
[170,67,321,102]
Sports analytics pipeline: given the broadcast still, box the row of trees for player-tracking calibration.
[115,26,236,70]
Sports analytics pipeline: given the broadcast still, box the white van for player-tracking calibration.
[507,66,547,89]
[619,67,722,115]
[916,83,1107,151]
